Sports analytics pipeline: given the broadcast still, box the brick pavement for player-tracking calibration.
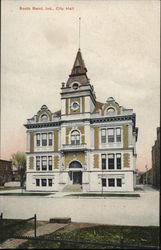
[0,223,67,249]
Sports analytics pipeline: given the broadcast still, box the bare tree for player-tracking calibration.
[11,152,26,188]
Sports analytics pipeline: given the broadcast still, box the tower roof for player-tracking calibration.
[66,49,89,87]
[70,49,87,77]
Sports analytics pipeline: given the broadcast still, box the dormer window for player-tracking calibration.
[72,83,79,90]
[41,114,48,122]
[106,107,116,115]
[75,66,81,74]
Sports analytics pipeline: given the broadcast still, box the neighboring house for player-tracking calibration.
[139,169,153,185]
[25,49,138,192]
[0,160,12,186]
[136,170,145,185]
[152,127,160,189]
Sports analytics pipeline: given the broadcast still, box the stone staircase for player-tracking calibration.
[62,184,82,192]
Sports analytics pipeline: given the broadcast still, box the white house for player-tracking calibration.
[25,49,138,192]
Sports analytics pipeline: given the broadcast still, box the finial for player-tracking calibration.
[79,17,81,50]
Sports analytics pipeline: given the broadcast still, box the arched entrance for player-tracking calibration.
[69,161,82,185]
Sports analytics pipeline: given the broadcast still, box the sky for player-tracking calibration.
[1,0,160,171]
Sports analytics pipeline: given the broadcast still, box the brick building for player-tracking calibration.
[152,127,160,189]
[0,160,13,186]
[25,49,138,192]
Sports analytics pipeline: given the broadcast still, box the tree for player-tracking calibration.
[11,152,26,188]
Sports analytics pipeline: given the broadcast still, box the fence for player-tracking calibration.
[0,213,37,242]
[0,213,159,249]
[12,235,159,249]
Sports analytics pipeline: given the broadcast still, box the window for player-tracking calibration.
[108,129,114,143]
[36,134,40,146]
[42,156,47,170]
[108,178,115,187]
[36,179,40,186]
[41,179,47,186]
[48,179,52,187]
[116,128,121,142]
[73,83,79,90]
[71,130,80,145]
[117,178,122,187]
[75,66,81,74]
[48,133,52,146]
[116,154,121,169]
[36,156,40,171]
[106,107,115,115]
[41,114,48,122]
[101,154,106,170]
[48,156,52,171]
[42,133,47,146]
[102,178,106,187]
[71,102,79,111]
[108,154,115,169]
[101,129,106,143]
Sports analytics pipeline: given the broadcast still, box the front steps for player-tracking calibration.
[62,184,82,192]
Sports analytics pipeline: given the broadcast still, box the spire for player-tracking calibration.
[66,50,89,87]
[66,18,90,87]
[70,49,87,77]
[79,17,81,50]
[69,17,87,77]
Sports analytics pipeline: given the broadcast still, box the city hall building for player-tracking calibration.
[25,49,138,192]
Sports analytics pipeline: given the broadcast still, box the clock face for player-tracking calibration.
[72,102,79,111]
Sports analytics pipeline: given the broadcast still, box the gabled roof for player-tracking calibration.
[53,110,61,117]
[92,101,104,113]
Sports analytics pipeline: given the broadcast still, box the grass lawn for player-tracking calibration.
[134,187,144,191]
[0,187,21,190]
[67,193,140,198]
[17,224,159,249]
[0,193,52,196]
[0,219,45,243]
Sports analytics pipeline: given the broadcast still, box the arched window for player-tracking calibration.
[106,107,116,115]
[71,130,80,145]
[69,161,82,168]
[40,114,48,122]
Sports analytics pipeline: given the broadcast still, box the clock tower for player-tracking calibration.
[61,49,96,119]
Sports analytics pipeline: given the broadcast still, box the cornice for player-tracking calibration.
[24,122,60,129]
[25,115,135,129]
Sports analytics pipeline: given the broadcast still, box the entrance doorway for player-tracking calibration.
[73,171,82,184]
[69,161,82,185]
